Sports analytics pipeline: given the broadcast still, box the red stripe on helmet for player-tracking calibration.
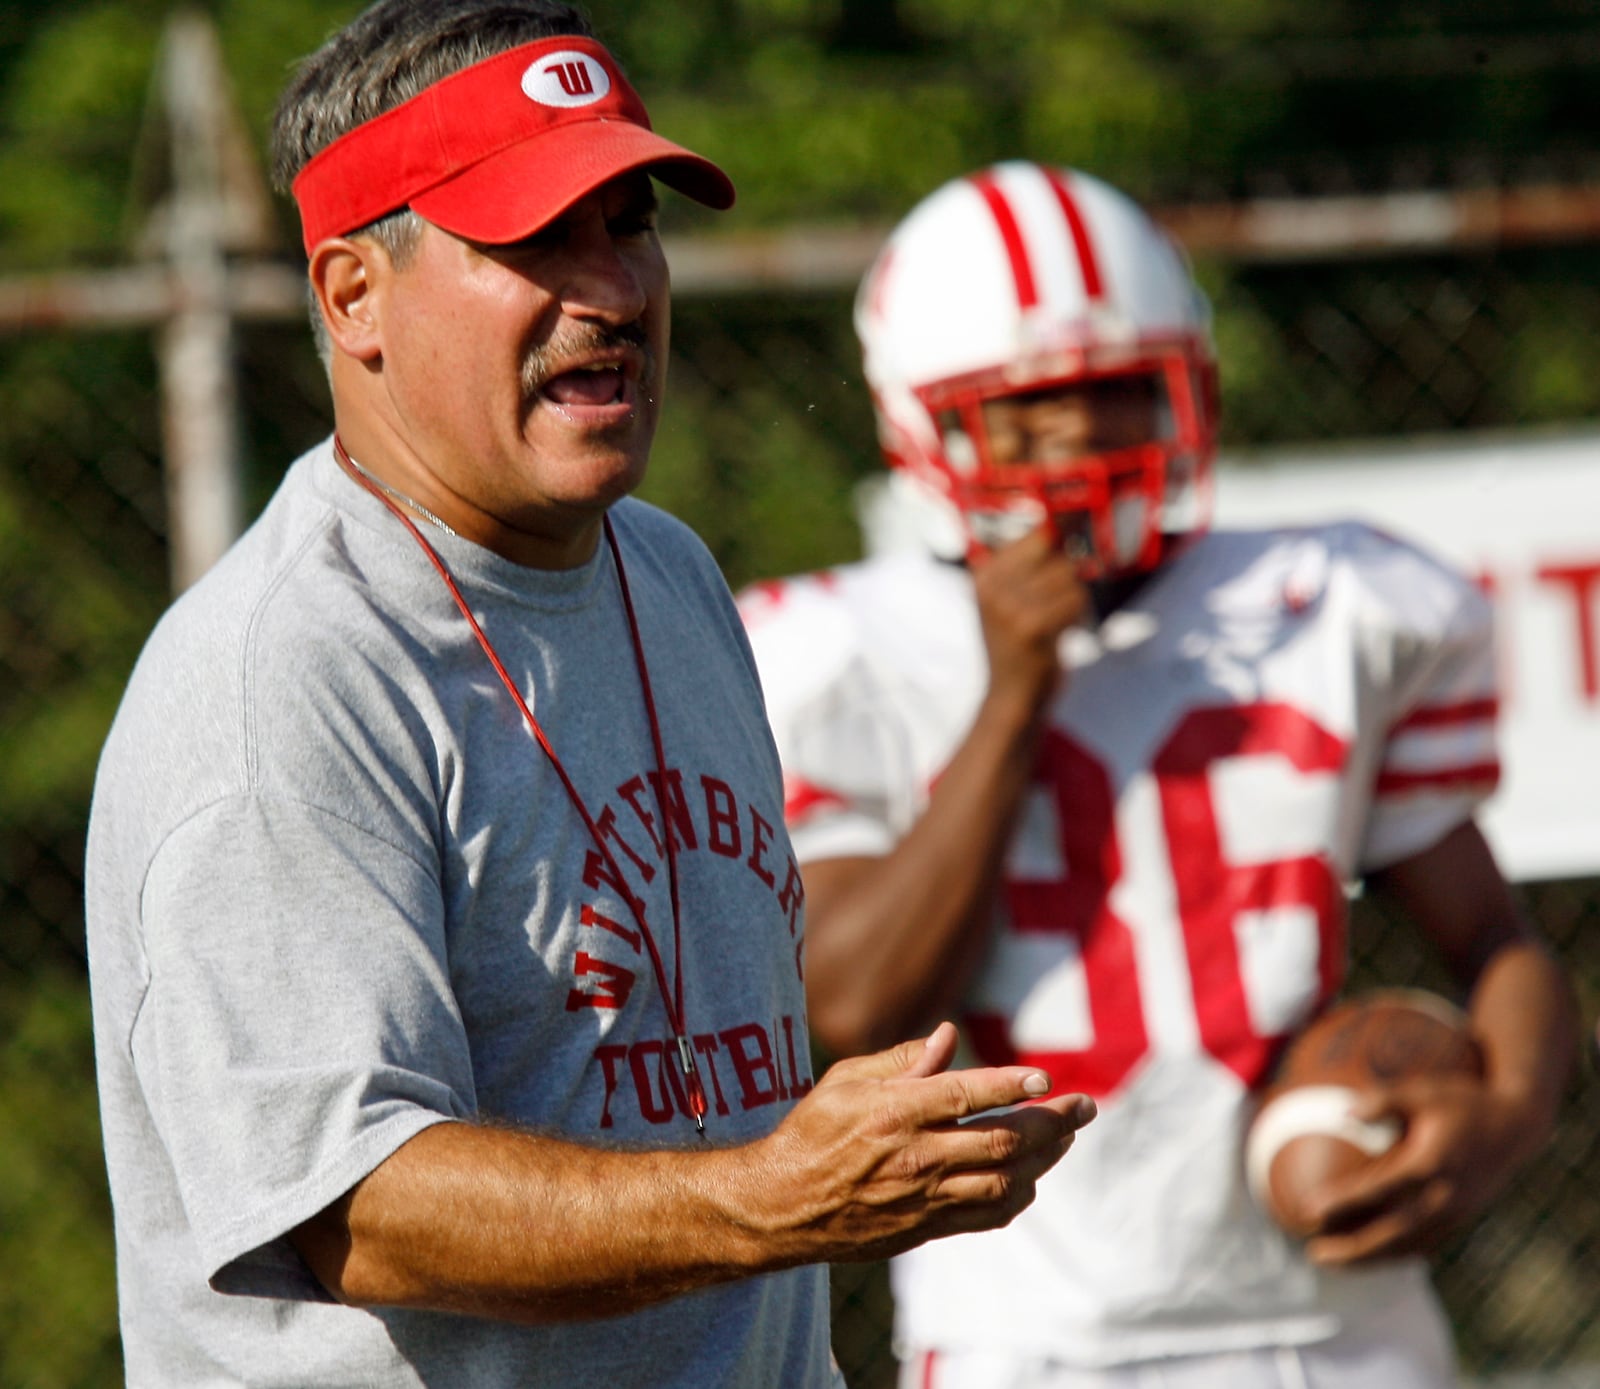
[969,172,1038,310]
[1043,168,1106,302]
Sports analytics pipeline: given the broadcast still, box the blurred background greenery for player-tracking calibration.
[1,1,1598,1384]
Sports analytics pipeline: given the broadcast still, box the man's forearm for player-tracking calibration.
[293,1121,775,1322]
[290,1027,1097,1323]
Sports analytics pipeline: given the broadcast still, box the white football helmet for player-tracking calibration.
[855,162,1217,573]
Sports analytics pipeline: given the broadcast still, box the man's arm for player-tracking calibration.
[290,1022,1095,1321]
[804,529,1087,1056]
[1301,820,1576,1265]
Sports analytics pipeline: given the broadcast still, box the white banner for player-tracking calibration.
[1216,430,1600,882]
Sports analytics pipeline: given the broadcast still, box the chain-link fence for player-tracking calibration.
[2,231,1598,1385]
[1428,892,1600,1377]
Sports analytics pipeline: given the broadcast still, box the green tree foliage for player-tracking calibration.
[5,0,1597,264]
[0,338,167,1384]
[0,341,162,807]
[0,3,163,267]
[0,969,120,1387]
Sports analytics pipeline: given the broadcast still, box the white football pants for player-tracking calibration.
[896,1279,1457,1389]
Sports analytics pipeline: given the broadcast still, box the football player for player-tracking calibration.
[739,162,1575,1388]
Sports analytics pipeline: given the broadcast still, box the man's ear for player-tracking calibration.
[308,238,388,363]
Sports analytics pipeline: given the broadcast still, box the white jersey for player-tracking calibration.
[740,523,1498,1368]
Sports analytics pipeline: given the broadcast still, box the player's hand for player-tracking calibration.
[1299,1071,1525,1265]
[756,1021,1095,1264]
[971,526,1090,722]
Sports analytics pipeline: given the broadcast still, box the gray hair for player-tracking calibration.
[271,0,594,361]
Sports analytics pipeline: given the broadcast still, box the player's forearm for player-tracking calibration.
[292,1120,782,1322]
[1466,937,1576,1157]
[803,688,1051,1055]
[1370,820,1575,1159]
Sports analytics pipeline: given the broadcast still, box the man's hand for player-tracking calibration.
[971,526,1090,724]
[754,1021,1095,1264]
[287,1025,1092,1324]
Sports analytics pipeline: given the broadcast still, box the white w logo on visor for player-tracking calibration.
[521,52,612,108]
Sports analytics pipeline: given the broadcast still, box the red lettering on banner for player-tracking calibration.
[566,952,636,1011]
[1473,570,1515,707]
[703,776,742,857]
[1535,562,1600,702]
[579,903,642,954]
[746,808,778,887]
[595,1044,628,1128]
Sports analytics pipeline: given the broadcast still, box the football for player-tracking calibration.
[1245,989,1483,1239]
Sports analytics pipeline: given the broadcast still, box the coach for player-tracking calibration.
[83,3,1095,1385]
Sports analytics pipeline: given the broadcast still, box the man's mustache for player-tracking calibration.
[521,322,652,397]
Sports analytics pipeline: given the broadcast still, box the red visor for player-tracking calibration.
[291,37,735,256]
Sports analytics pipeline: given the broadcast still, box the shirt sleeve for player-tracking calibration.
[780,682,908,863]
[136,793,473,1294]
[1357,537,1501,873]
[740,577,912,865]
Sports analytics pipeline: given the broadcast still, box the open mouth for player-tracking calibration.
[540,362,630,408]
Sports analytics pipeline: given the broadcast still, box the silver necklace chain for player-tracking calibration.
[340,447,458,537]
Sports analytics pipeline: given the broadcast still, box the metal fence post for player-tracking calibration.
[150,11,251,593]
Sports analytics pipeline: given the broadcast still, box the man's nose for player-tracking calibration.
[561,225,651,323]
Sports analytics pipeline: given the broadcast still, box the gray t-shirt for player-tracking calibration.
[86,440,832,1387]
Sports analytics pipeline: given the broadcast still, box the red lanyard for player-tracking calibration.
[333,437,708,1132]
